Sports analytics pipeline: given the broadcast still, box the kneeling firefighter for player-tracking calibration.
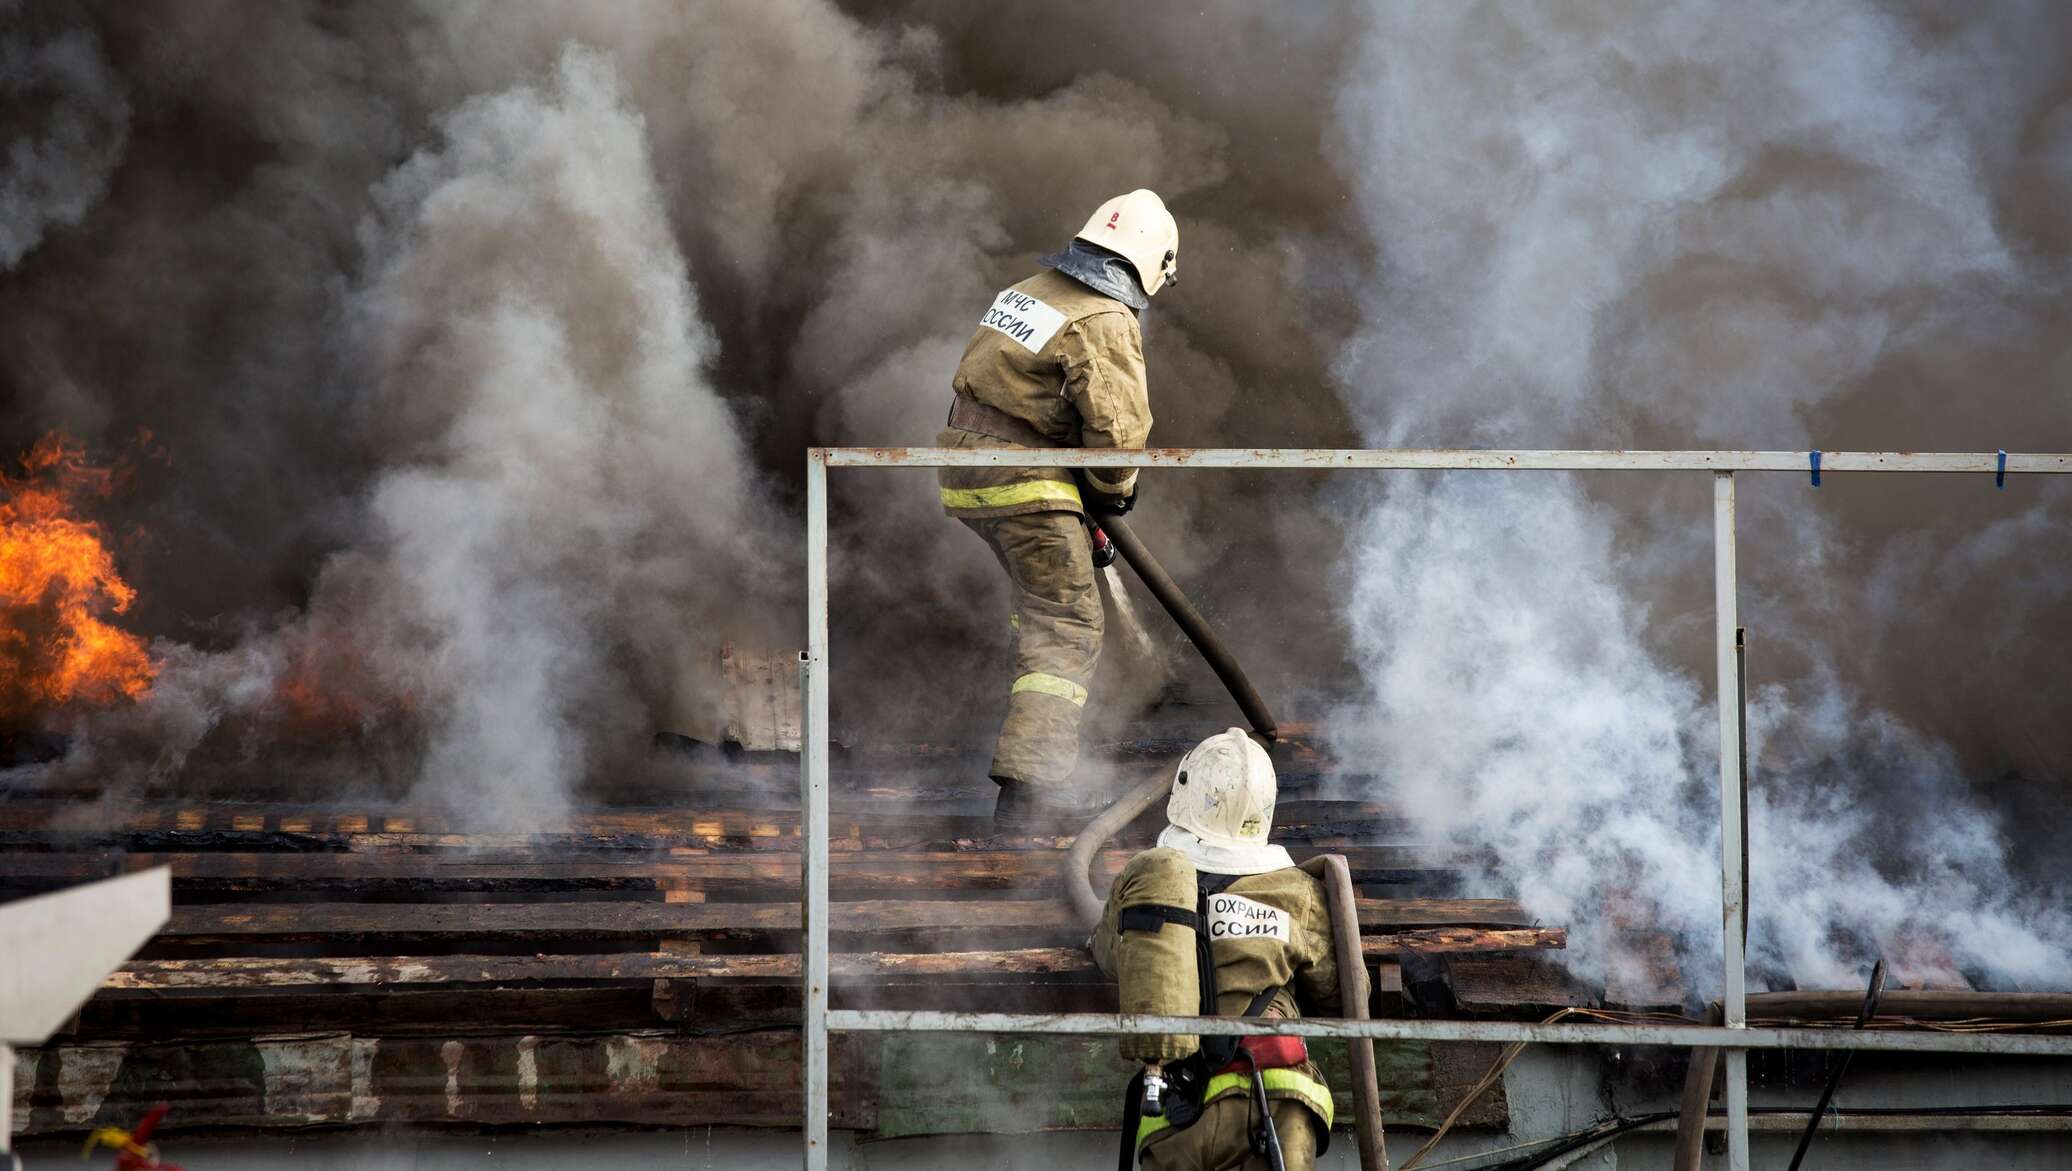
[1093,728,1337,1171]
[935,189,1178,828]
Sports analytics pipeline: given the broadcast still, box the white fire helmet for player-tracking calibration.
[1075,189,1179,297]
[1156,727,1294,876]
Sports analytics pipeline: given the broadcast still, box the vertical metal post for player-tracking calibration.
[1736,626,1749,949]
[1,1041,13,1161]
[802,451,831,1171]
[1713,472,1750,1171]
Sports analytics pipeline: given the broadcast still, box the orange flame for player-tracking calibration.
[0,432,157,716]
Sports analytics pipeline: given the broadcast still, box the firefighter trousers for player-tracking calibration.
[961,510,1103,788]
[1138,1094,1321,1171]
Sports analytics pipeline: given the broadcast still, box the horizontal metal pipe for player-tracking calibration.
[819,448,2072,473]
[825,1009,2072,1057]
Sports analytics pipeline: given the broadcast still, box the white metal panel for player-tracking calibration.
[0,868,170,1045]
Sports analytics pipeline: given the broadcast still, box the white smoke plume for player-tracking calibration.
[329,45,778,820]
[45,44,781,821]
[1330,2,2072,991]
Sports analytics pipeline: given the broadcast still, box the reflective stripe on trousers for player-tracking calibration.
[1134,1066,1336,1148]
[957,511,1101,787]
[1012,671,1088,706]
[940,479,1083,511]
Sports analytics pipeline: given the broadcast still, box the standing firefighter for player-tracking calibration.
[938,189,1179,827]
[1093,729,1338,1170]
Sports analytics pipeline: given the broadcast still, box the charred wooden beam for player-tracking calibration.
[148,898,1543,945]
[0,791,1384,837]
[10,1031,878,1136]
[1,846,1453,895]
[106,930,1565,992]
[1746,990,2072,1023]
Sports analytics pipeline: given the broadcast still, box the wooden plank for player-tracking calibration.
[154,898,1548,943]
[11,1031,876,1134]
[721,644,804,752]
[1445,955,1590,1011]
[1368,927,1565,957]
[0,828,1425,865]
[2,845,1443,894]
[103,950,1076,989]
[151,899,1057,939]
[1745,990,2072,1022]
[77,986,680,1041]
[0,799,1403,842]
[107,931,1566,992]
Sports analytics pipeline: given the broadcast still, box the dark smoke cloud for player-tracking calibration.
[0,0,1360,810]
[1,0,2066,988]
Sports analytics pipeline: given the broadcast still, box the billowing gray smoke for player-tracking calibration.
[1,0,2067,987]
[2,0,1343,813]
[330,45,779,822]
[0,13,127,269]
[1330,2,2072,990]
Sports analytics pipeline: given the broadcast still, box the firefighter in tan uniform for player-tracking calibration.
[938,189,1179,827]
[1093,729,1338,1170]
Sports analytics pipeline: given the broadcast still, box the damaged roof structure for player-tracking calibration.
[4,715,1559,1145]
[9,628,2071,1169]
[7,2,2072,1168]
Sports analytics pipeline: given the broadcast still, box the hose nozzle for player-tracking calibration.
[1140,1063,1167,1117]
[1089,524,1118,569]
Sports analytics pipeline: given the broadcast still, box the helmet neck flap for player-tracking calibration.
[1157,823,1295,876]
[1039,239,1149,311]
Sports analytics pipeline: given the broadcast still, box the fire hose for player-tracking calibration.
[1095,516,1278,743]
[1063,513,1389,1171]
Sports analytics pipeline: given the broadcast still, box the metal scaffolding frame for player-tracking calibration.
[800,448,2072,1171]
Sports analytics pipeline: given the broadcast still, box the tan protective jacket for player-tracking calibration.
[936,268,1151,519]
[1091,847,1340,1062]
[1092,847,1341,1146]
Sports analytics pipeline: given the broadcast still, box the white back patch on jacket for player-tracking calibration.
[1206,893,1291,943]
[979,289,1067,353]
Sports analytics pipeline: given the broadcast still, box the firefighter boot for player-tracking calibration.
[992,778,1114,830]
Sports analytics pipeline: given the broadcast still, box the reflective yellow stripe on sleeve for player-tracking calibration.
[1135,1067,1335,1149]
[939,480,1083,511]
[1011,672,1088,706]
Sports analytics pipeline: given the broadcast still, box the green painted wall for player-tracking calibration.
[871,1036,1497,1137]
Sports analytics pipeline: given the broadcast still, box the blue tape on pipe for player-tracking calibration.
[1809,449,1822,488]
[1997,449,2007,490]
